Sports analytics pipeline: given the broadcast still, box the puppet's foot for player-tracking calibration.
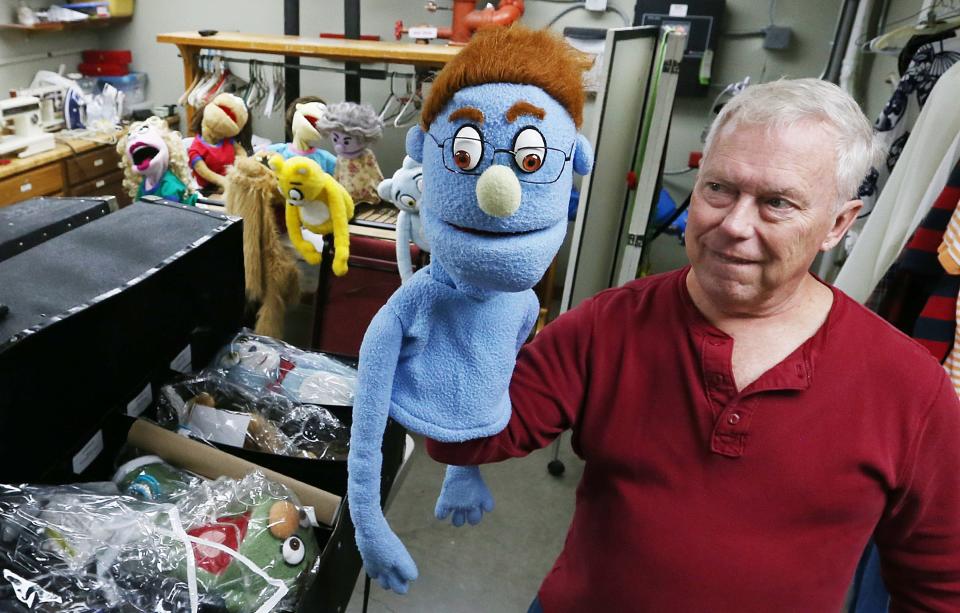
[435,465,495,527]
[356,521,419,594]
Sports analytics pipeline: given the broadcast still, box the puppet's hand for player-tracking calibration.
[332,254,349,277]
[435,465,495,527]
[355,518,419,594]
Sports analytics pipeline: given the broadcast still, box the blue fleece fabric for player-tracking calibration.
[266,142,337,175]
[347,82,594,594]
[377,156,429,283]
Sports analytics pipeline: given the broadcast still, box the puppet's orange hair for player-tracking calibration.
[421,25,590,129]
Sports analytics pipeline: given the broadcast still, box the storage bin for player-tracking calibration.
[108,0,134,16]
[99,71,147,115]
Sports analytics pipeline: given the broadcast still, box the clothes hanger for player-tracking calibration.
[866,1,960,52]
[378,72,407,124]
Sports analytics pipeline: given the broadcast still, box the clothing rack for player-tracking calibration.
[202,53,433,83]
[157,30,460,126]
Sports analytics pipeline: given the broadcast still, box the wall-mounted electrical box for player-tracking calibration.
[633,0,725,97]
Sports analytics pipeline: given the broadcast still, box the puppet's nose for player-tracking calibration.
[476,165,521,218]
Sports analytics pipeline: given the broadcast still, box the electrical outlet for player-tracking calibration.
[585,0,607,11]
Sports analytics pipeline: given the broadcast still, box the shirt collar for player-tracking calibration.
[676,266,842,395]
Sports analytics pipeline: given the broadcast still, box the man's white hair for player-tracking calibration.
[702,78,885,204]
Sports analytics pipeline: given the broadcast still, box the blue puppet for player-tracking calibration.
[377,156,428,283]
[347,26,594,594]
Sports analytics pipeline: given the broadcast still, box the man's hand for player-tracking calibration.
[435,465,495,527]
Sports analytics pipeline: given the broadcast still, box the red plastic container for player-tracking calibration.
[79,62,130,76]
[82,49,133,63]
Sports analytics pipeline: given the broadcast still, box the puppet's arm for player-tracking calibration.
[348,307,418,593]
[285,204,322,265]
[233,142,248,159]
[327,181,352,276]
[396,212,414,283]
[193,159,228,190]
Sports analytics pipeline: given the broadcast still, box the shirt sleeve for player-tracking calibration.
[187,139,204,168]
[877,371,960,610]
[425,295,595,466]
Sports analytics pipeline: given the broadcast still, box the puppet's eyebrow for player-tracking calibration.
[448,106,484,124]
[506,101,546,123]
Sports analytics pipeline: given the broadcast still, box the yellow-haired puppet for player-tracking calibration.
[117,115,197,205]
[269,155,354,276]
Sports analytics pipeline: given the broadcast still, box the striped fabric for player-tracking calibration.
[907,160,960,362]
[939,197,960,393]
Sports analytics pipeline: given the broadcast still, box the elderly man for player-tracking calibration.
[427,78,960,612]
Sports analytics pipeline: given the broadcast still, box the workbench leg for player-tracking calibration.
[177,44,199,132]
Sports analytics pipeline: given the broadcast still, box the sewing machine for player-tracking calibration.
[0,97,56,159]
[14,85,66,132]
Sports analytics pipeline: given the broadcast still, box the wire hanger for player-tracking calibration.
[865,0,960,52]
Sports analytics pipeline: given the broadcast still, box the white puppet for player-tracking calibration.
[377,156,429,282]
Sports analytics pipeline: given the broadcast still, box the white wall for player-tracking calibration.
[0,0,102,92]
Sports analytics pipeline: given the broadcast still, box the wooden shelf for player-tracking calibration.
[156,31,461,67]
[0,16,131,32]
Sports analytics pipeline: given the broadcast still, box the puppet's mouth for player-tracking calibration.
[304,115,321,131]
[187,512,251,575]
[129,142,159,171]
[217,104,238,124]
[449,223,541,237]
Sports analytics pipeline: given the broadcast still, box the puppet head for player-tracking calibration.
[377,156,423,214]
[315,102,383,156]
[291,100,327,149]
[116,115,191,198]
[202,92,249,142]
[269,155,330,208]
[405,25,594,295]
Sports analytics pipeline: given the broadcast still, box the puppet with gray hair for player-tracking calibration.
[315,102,384,205]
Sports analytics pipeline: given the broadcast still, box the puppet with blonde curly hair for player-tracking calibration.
[117,116,197,205]
[315,102,384,205]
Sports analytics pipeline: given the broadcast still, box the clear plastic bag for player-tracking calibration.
[156,373,350,461]
[0,470,321,613]
[206,330,357,407]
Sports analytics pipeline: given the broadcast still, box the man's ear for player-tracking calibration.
[820,198,863,252]
[406,125,425,163]
[573,134,594,176]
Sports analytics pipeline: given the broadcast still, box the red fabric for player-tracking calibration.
[427,268,960,612]
[188,136,236,188]
[187,512,250,575]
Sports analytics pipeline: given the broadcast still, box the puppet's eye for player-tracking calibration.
[288,188,303,202]
[415,177,424,193]
[513,128,546,174]
[281,536,306,566]
[452,126,483,171]
[399,195,416,207]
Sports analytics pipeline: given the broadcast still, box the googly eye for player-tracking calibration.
[415,177,424,193]
[281,536,306,566]
[288,188,303,202]
[299,509,311,528]
[453,125,483,171]
[513,127,547,174]
[399,195,416,207]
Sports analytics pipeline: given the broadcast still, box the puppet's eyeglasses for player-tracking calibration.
[426,131,572,185]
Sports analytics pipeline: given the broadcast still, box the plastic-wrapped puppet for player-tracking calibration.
[269,154,354,275]
[113,463,320,613]
[207,330,358,408]
[377,156,428,283]
[315,102,384,205]
[188,92,249,194]
[265,96,337,174]
[224,157,301,338]
[0,470,319,613]
[117,115,198,205]
[348,26,593,593]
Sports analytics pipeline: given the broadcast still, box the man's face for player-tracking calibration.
[685,120,859,312]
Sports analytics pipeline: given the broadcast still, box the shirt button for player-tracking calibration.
[727,412,741,425]
[711,374,725,385]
